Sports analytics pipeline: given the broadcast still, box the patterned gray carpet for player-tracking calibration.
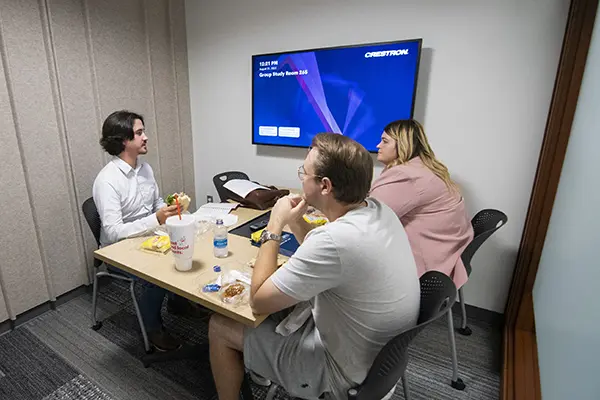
[0,329,113,399]
[2,281,501,399]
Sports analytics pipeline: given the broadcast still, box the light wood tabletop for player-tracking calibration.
[94,204,282,327]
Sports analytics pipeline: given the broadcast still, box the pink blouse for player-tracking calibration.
[370,157,473,289]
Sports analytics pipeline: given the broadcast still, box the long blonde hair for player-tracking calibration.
[384,119,457,190]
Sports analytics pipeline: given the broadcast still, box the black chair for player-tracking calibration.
[242,271,457,400]
[456,209,508,336]
[81,197,151,353]
[213,171,249,202]
[348,271,457,400]
[435,209,508,391]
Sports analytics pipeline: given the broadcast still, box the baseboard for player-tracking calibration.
[0,285,90,336]
[452,301,504,329]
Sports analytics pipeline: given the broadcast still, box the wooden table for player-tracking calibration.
[94,205,280,328]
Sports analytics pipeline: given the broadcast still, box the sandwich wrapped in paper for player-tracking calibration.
[165,192,191,212]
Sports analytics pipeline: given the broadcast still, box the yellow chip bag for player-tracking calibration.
[140,235,171,254]
[303,214,328,226]
[303,208,328,226]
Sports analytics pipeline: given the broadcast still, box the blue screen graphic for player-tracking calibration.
[252,39,421,152]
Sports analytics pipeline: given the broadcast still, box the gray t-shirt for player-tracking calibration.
[272,198,420,393]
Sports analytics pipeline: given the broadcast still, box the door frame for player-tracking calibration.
[502,0,599,398]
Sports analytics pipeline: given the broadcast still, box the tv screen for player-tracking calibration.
[252,38,422,152]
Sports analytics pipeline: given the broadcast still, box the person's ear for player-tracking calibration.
[320,177,333,195]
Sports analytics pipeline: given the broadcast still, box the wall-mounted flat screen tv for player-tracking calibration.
[252,38,422,152]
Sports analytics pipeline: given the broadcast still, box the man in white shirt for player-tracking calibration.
[93,110,187,351]
[208,133,421,399]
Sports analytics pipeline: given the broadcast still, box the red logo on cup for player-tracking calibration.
[171,235,190,254]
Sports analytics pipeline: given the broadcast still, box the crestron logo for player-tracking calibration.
[364,49,409,58]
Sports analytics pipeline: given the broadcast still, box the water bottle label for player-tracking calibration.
[214,238,227,249]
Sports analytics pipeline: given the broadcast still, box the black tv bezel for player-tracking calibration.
[251,38,423,153]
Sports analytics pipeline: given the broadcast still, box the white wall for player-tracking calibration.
[185,0,569,312]
[533,7,600,400]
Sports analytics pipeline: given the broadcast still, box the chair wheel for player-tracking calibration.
[91,322,103,331]
[457,326,472,336]
[451,378,466,390]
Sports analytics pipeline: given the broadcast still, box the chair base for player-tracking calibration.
[91,321,103,331]
[451,378,466,390]
[457,326,472,336]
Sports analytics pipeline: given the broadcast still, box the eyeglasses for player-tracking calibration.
[297,165,323,181]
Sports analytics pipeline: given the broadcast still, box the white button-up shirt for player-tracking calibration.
[93,157,165,247]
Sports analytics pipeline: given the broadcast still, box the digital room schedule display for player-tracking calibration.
[252,39,422,152]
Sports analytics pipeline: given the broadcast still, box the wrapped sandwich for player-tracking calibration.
[165,192,191,212]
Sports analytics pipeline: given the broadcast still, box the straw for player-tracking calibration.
[176,197,181,220]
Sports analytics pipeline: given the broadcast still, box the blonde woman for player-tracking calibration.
[370,119,473,288]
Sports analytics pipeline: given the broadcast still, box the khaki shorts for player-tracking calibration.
[243,310,329,399]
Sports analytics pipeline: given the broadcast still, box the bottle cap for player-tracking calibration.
[213,265,221,272]
[216,218,223,225]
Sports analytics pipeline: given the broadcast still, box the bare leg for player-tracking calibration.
[209,313,246,400]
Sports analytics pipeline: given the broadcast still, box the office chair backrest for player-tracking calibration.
[82,197,101,245]
[348,271,457,400]
[82,197,103,268]
[461,209,508,276]
[213,171,249,202]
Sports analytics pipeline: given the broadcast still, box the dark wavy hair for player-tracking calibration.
[99,110,144,156]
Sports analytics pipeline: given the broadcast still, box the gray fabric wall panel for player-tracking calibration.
[146,0,184,199]
[46,0,106,280]
[170,0,195,209]
[0,285,8,323]
[0,0,87,300]
[0,0,193,324]
[0,24,50,317]
[86,0,161,181]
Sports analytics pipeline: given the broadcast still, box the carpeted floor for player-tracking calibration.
[1,280,501,399]
[0,329,114,399]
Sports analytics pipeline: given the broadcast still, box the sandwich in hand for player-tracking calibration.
[165,192,191,212]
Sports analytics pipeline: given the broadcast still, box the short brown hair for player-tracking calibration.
[310,133,373,204]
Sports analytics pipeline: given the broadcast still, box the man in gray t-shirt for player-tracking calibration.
[208,134,420,400]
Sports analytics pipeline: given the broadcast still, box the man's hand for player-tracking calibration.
[156,205,179,225]
[268,195,308,232]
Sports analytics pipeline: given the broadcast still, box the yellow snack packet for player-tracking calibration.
[303,208,328,226]
[250,228,264,244]
[140,235,171,254]
[303,214,328,226]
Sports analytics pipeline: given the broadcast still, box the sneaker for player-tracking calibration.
[148,329,182,352]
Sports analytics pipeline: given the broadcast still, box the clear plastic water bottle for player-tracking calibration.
[213,218,228,258]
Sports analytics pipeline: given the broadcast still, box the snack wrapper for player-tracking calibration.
[219,282,249,306]
[140,235,170,254]
[202,268,251,307]
[303,208,328,226]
